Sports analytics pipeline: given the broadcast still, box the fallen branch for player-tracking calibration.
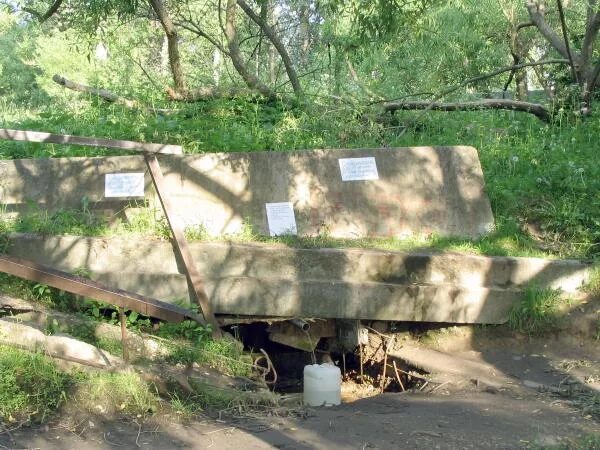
[53,74,140,108]
[383,99,551,122]
[52,74,176,114]
[166,85,256,101]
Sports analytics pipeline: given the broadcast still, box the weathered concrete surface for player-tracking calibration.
[1,234,592,324]
[0,318,121,368]
[0,146,494,238]
[4,234,591,292]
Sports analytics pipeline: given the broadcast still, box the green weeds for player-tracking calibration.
[72,371,159,417]
[551,434,600,450]
[508,286,564,335]
[0,344,70,423]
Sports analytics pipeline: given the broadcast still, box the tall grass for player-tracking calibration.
[508,286,564,335]
[0,344,70,422]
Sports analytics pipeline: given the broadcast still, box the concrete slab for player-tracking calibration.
[4,234,591,292]
[1,234,592,324]
[0,146,494,238]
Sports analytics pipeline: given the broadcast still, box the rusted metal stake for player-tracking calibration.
[0,128,182,154]
[144,154,222,338]
[359,345,364,382]
[119,307,129,362]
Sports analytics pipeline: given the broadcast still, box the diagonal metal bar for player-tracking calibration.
[144,153,222,337]
[0,253,201,323]
[0,128,183,155]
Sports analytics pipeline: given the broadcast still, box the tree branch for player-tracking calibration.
[167,85,255,101]
[439,59,569,98]
[22,0,63,22]
[52,74,175,114]
[556,0,578,82]
[175,19,229,56]
[380,59,569,128]
[582,6,600,63]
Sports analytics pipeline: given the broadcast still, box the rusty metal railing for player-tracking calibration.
[0,128,221,337]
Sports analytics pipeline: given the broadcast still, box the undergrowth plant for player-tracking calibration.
[508,286,564,335]
[0,344,70,423]
[72,371,159,417]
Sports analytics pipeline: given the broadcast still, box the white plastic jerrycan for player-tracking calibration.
[303,363,342,406]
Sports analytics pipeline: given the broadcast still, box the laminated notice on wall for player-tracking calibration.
[265,202,297,236]
[105,173,145,197]
[338,157,379,181]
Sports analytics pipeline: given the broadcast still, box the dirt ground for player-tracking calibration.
[2,340,599,450]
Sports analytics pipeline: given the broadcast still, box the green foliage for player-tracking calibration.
[508,286,564,335]
[73,371,158,416]
[0,344,70,422]
[170,337,250,375]
[584,266,600,298]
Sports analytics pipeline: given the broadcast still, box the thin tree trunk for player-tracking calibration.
[147,0,186,93]
[236,0,302,98]
[298,1,311,66]
[224,0,275,98]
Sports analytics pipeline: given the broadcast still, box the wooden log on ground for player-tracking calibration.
[383,99,551,122]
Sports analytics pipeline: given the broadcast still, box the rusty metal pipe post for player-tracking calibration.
[119,307,129,362]
[144,154,222,338]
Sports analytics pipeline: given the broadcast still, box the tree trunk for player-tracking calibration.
[147,0,186,93]
[225,0,275,98]
[298,0,311,66]
[526,0,600,112]
[237,0,302,98]
[52,74,175,113]
[515,68,529,100]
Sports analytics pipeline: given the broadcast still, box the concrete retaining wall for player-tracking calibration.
[0,146,494,238]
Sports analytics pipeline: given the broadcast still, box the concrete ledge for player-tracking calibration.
[3,234,591,292]
[1,234,591,324]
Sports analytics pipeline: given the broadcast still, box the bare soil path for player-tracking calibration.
[3,383,598,450]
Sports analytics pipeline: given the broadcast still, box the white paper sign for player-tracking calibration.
[105,173,145,197]
[265,202,297,236]
[338,157,379,181]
